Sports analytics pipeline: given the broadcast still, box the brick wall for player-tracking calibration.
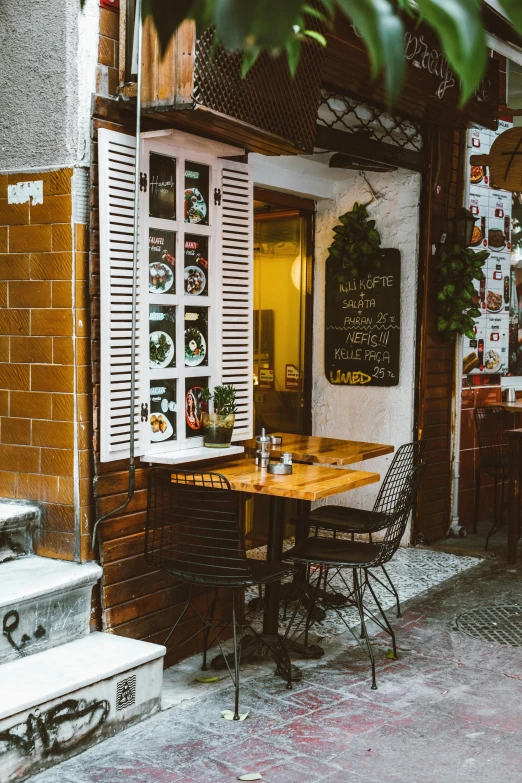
[96,6,120,98]
[0,170,92,561]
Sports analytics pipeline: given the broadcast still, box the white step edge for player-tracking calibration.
[0,556,102,609]
[0,632,166,722]
[0,501,39,528]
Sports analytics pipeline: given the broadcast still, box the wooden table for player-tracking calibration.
[486,401,522,413]
[208,459,380,636]
[245,433,394,466]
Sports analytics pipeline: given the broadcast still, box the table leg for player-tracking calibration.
[507,431,522,564]
[264,496,285,635]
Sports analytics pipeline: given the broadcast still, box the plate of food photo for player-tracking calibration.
[150,412,173,442]
[149,331,175,369]
[184,188,207,224]
[149,262,174,293]
[185,327,206,366]
[184,265,206,295]
[470,165,484,184]
[486,290,503,313]
[484,349,501,373]
[488,228,506,250]
[470,224,483,247]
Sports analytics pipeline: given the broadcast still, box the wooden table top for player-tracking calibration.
[244,433,393,466]
[485,401,522,412]
[183,459,380,501]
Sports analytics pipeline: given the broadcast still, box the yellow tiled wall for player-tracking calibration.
[0,169,92,561]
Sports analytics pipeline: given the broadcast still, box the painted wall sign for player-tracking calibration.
[325,249,401,387]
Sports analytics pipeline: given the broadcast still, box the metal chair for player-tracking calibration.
[281,460,427,690]
[144,468,296,720]
[304,441,426,618]
[473,406,509,548]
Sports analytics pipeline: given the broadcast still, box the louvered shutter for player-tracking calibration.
[219,160,254,441]
[99,129,145,462]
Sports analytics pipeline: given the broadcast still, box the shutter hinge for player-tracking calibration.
[140,173,147,192]
[214,187,221,205]
[140,403,149,422]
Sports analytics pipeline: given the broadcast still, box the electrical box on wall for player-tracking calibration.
[100,0,119,10]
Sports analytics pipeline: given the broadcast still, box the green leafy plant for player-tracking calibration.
[201,384,238,415]
[91,0,522,107]
[434,241,489,341]
[327,202,382,281]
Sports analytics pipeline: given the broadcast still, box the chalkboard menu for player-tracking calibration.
[149,153,176,220]
[325,249,401,387]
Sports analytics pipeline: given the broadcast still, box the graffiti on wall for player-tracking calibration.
[2,610,46,655]
[0,698,110,758]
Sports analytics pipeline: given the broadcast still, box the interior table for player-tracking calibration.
[187,459,380,676]
[245,433,394,466]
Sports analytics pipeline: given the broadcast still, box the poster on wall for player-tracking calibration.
[149,153,176,220]
[324,249,401,387]
[149,229,176,294]
[184,307,208,367]
[184,235,209,296]
[185,377,209,439]
[149,380,177,443]
[149,305,176,370]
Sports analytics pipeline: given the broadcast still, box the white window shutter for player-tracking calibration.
[98,129,144,462]
[218,159,254,441]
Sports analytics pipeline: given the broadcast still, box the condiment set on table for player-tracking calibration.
[255,429,293,474]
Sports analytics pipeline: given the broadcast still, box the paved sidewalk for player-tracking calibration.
[30,556,522,783]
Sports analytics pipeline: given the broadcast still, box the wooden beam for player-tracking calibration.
[316,126,426,173]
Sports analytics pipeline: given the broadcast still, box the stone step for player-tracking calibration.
[0,632,166,783]
[0,556,102,664]
[0,501,39,563]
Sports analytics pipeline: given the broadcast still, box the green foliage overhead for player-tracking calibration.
[327,202,382,281]
[119,0,522,107]
[434,242,489,342]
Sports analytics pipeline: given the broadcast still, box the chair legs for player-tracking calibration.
[485,475,507,550]
[231,588,241,721]
[353,568,377,690]
[202,588,219,671]
[473,468,482,534]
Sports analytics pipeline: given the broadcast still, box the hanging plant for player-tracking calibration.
[434,241,489,341]
[327,202,382,281]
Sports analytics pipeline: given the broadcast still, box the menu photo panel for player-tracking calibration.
[184,234,209,296]
[149,305,176,370]
[184,161,210,225]
[149,380,177,443]
[149,228,176,295]
[185,377,209,439]
[184,306,209,368]
[149,153,176,220]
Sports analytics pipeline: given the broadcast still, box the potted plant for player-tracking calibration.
[200,385,238,448]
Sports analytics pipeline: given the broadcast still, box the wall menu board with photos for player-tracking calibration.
[325,249,401,387]
[149,153,176,220]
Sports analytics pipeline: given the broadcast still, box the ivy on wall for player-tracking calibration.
[434,241,489,341]
[327,202,382,281]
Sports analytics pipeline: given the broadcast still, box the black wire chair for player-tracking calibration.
[473,406,509,548]
[144,468,296,720]
[304,441,426,618]
[281,459,427,690]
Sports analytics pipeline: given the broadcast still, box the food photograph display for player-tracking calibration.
[149,153,176,221]
[149,305,176,370]
[149,229,176,294]
[184,307,208,367]
[184,235,209,296]
[149,380,177,443]
[184,161,210,225]
[463,118,514,377]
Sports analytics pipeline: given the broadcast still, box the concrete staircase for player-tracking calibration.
[0,501,166,783]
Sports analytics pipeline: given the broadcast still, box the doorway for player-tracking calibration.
[246,189,314,546]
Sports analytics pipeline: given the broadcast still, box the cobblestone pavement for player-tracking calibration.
[29,554,522,783]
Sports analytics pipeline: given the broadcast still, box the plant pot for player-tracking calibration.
[202,412,235,448]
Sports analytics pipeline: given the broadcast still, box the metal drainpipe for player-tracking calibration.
[92,0,143,552]
[449,335,466,537]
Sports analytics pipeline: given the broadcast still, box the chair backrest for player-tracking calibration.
[474,406,507,468]
[373,441,426,518]
[145,468,254,586]
[377,459,428,564]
